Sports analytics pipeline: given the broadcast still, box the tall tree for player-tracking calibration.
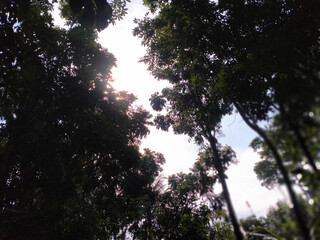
[0,0,163,239]
[134,0,320,239]
[147,84,243,239]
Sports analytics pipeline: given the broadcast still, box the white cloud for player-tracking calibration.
[141,127,199,176]
[226,148,286,218]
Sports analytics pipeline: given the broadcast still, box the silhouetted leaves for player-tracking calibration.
[0,1,161,239]
[135,0,320,238]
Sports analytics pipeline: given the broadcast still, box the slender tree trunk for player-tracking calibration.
[293,126,318,172]
[190,87,243,239]
[207,133,244,240]
[235,103,311,240]
[279,103,318,172]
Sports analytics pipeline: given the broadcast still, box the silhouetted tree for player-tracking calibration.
[134,0,320,239]
[0,1,163,239]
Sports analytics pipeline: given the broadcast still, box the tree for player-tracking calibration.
[0,1,163,239]
[134,0,320,239]
[60,0,130,31]
[251,113,320,239]
[130,148,235,240]
[264,201,298,240]
[240,198,314,240]
[148,83,244,239]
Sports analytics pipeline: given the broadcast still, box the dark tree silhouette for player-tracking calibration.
[134,0,320,239]
[0,1,163,239]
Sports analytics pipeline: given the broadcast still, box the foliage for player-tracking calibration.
[250,136,280,190]
[130,149,235,240]
[264,201,298,240]
[0,1,241,239]
[135,0,320,142]
[135,0,320,239]
[251,111,320,189]
[240,198,315,240]
[0,0,161,239]
[60,0,131,29]
[148,80,243,238]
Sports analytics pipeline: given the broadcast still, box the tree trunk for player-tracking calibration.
[278,103,318,172]
[207,133,244,240]
[292,125,318,172]
[235,103,311,240]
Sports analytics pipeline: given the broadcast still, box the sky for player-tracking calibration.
[54,0,287,218]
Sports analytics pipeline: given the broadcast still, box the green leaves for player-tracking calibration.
[136,0,320,239]
[61,0,113,31]
[62,0,132,29]
[0,1,163,239]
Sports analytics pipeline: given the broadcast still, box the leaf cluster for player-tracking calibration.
[135,0,320,238]
[0,1,161,239]
[130,149,236,240]
[60,0,131,30]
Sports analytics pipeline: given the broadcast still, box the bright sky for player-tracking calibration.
[54,0,286,218]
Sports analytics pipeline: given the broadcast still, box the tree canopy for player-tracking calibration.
[134,0,320,239]
[0,0,234,239]
[1,0,320,239]
[0,0,161,239]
